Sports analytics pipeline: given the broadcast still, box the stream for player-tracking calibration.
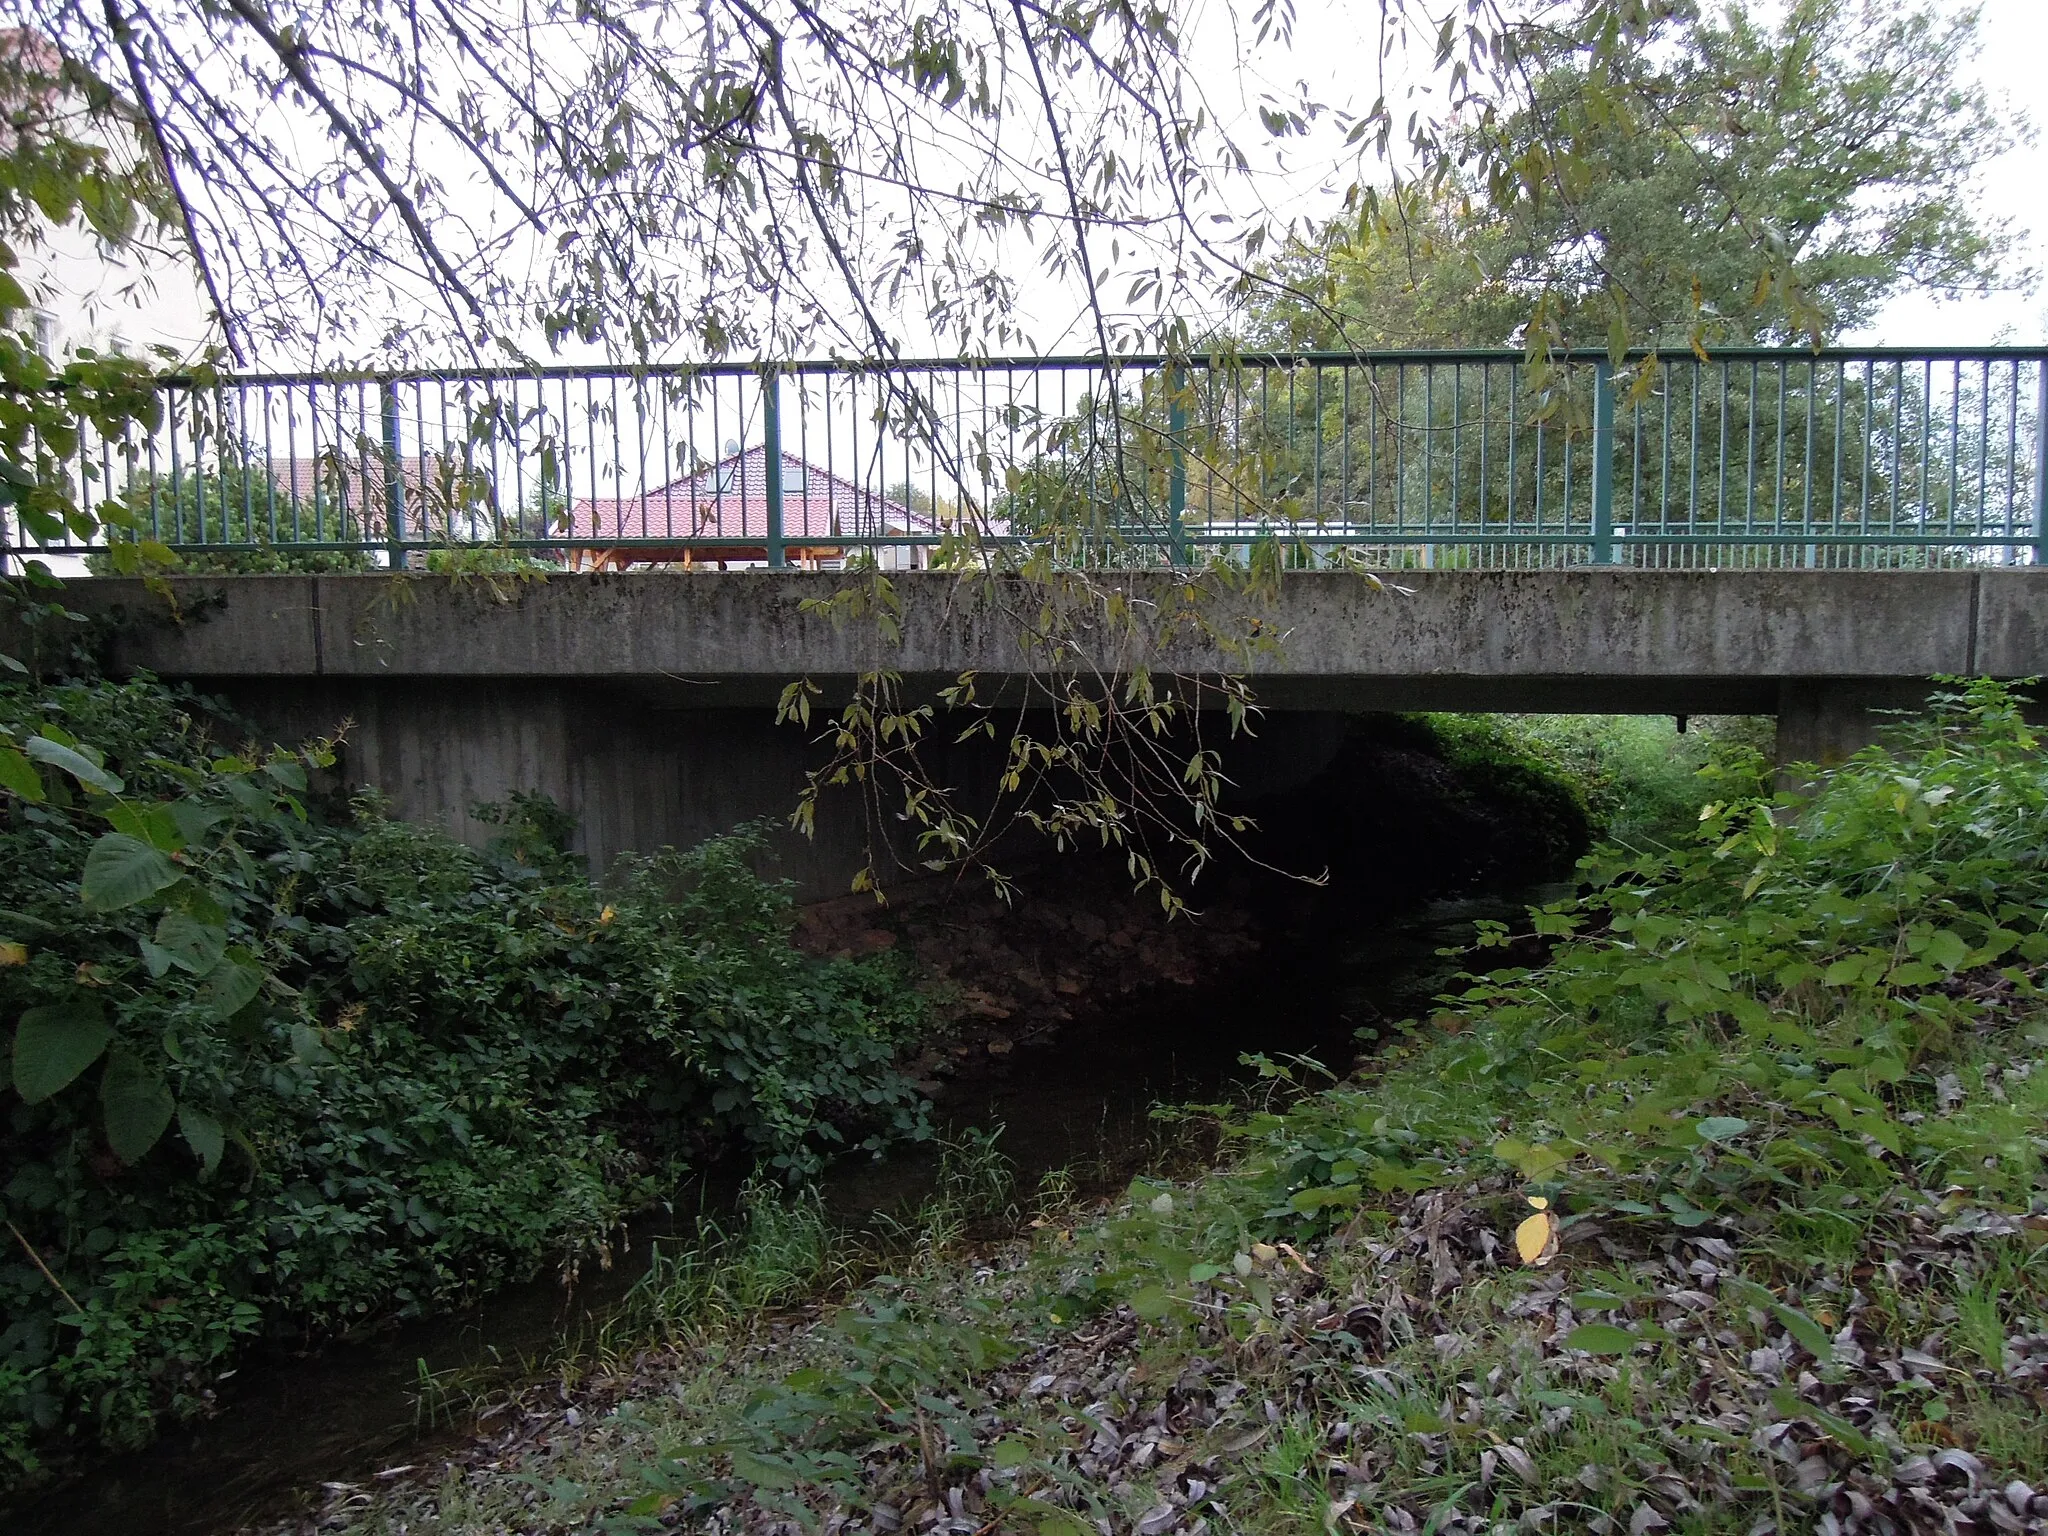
[14,882,1563,1536]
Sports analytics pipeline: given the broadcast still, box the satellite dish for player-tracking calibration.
[723,438,740,457]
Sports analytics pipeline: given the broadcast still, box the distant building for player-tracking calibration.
[565,445,943,569]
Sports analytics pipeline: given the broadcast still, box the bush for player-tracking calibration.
[1252,680,2048,1234]
[0,676,927,1489]
[1425,711,1772,849]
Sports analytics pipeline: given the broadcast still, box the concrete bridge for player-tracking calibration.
[44,569,2048,894]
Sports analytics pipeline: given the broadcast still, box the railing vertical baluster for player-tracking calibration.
[380,378,407,568]
[2033,359,2048,566]
[1166,359,1189,565]
[762,366,786,569]
[1590,360,1616,565]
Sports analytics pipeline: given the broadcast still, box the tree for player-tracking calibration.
[1251,0,2024,353]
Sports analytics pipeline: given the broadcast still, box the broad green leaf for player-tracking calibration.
[107,801,187,853]
[1921,928,1970,972]
[0,746,44,801]
[207,957,265,1019]
[1695,1116,1750,1143]
[1128,1284,1172,1321]
[152,911,226,975]
[24,735,123,795]
[1496,1139,1568,1180]
[262,757,309,792]
[13,999,112,1101]
[989,1436,1035,1469]
[727,1449,801,1491]
[1772,1303,1835,1364]
[1289,1184,1362,1214]
[178,1103,225,1172]
[80,833,181,911]
[1563,1323,1638,1355]
[1821,955,1870,987]
[100,1050,175,1162]
[167,800,225,847]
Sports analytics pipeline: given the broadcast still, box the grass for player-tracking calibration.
[290,687,2048,1536]
[325,993,2048,1536]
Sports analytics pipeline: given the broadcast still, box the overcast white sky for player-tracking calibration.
[37,0,2044,363]
[1849,0,2047,343]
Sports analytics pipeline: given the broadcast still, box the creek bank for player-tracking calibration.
[795,711,1589,1085]
[8,711,1593,1536]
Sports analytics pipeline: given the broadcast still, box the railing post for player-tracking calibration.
[1166,360,1190,566]
[761,367,786,569]
[379,378,408,569]
[2033,360,2048,567]
[1590,360,1616,565]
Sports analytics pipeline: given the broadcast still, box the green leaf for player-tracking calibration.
[1695,1116,1750,1143]
[1289,1184,1362,1214]
[0,746,45,801]
[80,833,182,911]
[177,1103,224,1172]
[107,801,187,852]
[727,1449,801,1491]
[1822,955,1871,987]
[1922,928,1970,973]
[207,957,265,1020]
[166,800,225,847]
[24,735,123,795]
[101,1050,175,1162]
[989,1436,1035,1469]
[262,757,309,792]
[152,911,226,975]
[13,999,112,1101]
[1563,1323,1638,1355]
[1772,1303,1835,1364]
[1128,1284,1172,1321]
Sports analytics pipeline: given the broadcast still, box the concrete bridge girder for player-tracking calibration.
[30,570,2048,894]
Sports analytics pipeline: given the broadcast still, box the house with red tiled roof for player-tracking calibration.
[563,446,945,570]
[265,455,495,542]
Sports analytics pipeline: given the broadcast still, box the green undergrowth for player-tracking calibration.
[303,679,2048,1536]
[0,674,930,1494]
[1427,711,1773,849]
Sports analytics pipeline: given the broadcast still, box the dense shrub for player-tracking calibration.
[0,676,927,1489]
[1250,679,2048,1232]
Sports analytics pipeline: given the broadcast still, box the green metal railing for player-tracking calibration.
[19,346,2048,572]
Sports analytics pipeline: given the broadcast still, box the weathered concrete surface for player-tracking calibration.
[43,568,2048,714]
[35,570,2048,890]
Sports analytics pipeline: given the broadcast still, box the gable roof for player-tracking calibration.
[565,446,940,545]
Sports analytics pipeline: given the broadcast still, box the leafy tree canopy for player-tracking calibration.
[1249,0,2025,353]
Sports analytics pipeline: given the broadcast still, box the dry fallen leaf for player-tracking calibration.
[1515,1206,1560,1267]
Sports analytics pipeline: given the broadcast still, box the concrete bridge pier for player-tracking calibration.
[1772,679,1945,771]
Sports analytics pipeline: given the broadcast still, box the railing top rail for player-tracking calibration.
[105,343,2048,391]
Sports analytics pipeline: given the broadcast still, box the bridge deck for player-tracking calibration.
[48,568,2048,715]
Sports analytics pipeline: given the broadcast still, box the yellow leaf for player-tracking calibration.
[0,942,26,965]
[1514,1209,1559,1267]
[598,905,616,924]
